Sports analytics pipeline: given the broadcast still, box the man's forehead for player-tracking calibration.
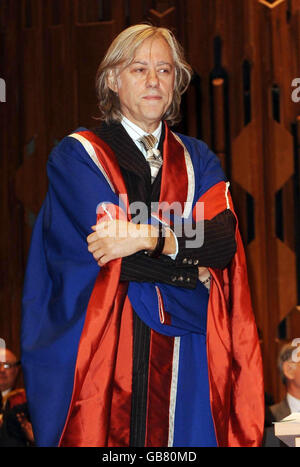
[0,348,16,362]
[133,37,173,60]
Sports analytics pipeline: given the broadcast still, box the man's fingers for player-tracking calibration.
[93,250,105,261]
[88,240,101,253]
[97,255,110,266]
[92,221,110,233]
[87,231,100,243]
[87,225,111,244]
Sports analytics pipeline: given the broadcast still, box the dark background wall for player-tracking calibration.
[1,0,300,402]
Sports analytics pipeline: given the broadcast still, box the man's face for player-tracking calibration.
[0,349,19,392]
[111,36,175,133]
[292,361,300,389]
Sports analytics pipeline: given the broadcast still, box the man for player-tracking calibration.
[263,342,300,447]
[0,347,34,446]
[21,24,264,447]
[270,342,300,420]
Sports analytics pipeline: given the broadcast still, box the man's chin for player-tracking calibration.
[141,110,165,123]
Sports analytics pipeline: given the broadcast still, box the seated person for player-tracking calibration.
[263,341,300,447]
[270,341,300,420]
[0,346,34,446]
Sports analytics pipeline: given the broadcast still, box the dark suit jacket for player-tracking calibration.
[0,392,31,447]
[263,399,291,447]
[269,398,291,421]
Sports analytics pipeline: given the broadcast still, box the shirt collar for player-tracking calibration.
[121,116,162,146]
[287,392,300,412]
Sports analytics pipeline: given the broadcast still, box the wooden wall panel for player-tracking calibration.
[258,0,300,400]
[183,0,300,402]
[0,0,23,355]
[15,0,48,262]
[75,21,117,127]
[128,0,146,25]
[1,0,300,405]
[43,1,77,149]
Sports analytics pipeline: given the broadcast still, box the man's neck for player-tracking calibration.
[287,386,300,400]
[121,115,162,138]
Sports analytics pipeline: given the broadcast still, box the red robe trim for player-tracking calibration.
[202,182,265,446]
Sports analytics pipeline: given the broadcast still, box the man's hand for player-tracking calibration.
[87,220,156,266]
[16,412,35,444]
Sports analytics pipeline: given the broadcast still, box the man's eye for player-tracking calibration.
[158,68,170,73]
[134,68,145,73]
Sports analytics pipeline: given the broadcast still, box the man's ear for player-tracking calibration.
[282,360,297,381]
[107,70,118,93]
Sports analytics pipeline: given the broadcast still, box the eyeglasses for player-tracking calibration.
[0,361,21,370]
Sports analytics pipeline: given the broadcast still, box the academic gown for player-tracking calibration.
[21,122,264,447]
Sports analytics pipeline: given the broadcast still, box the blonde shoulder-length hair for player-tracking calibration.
[95,24,193,127]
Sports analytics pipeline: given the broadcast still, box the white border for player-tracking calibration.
[171,133,195,219]
[168,336,181,447]
[68,133,116,193]
[225,181,230,209]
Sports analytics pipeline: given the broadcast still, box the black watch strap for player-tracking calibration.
[147,222,166,258]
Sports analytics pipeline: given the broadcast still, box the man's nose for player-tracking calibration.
[146,69,159,87]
